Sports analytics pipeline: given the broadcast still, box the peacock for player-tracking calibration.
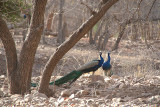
[31,52,104,87]
[102,52,112,77]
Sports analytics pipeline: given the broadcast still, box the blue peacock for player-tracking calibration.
[102,52,112,77]
[31,52,104,87]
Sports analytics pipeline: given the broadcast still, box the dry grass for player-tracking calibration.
[0,30,160,78]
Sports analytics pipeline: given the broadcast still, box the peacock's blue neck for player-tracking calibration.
[100,53,104,65]
[107,53,110,63]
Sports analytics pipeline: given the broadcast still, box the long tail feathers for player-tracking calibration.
[31,70,83,87]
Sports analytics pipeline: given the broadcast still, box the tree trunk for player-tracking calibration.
[97,30,106,50]
[39,0,119,96]
[132,24,138,41]
[101,27,109,50]
[62,21,68,41]
[0,16,19,94]
[57,0,65,44]
[93,18,106,44]
[16,0,47,94]
[89,29,94,44]
[112,23,126,51]
[97,23,108,50]
[46,12,54,31]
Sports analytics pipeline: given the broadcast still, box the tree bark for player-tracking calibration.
[57,0,65,44]
[93,18,106,44]
[46,12,54,31]
[101,30,109,50]
[39,0,119,96]
[0,16,19,94]
[112,20,129,51]
[89,29,94,44]
[62,21,68,40]
[16,0,47,94]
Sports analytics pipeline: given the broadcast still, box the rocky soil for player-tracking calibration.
[0,29,160,106]
[0,74,160,106]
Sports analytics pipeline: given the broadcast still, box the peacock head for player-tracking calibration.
[99,51,102,56]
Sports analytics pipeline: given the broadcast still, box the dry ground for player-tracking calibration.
[0,29,160,106]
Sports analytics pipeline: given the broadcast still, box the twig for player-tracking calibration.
[146,0,157,19]
[80,1,96,15]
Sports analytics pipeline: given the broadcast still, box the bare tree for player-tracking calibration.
[0,0,47,94]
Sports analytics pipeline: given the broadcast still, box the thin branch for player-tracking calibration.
[80,1,96,15]
[146,0,157,19]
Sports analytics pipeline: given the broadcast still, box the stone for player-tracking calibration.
[0,75,5,79]
[88,81,105,89]
[24,94,33,102]
[10,94,22,98]
[61,89,71,97]
[147,95,160,104]
[75,90,90,98]
[108,82,121,89]
[119,83,126,89]
[111,75,120,79]
[81,90,90,96]
[0,90,4,97]
[33,92,48,99]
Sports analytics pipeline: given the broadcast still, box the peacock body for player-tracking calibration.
[31,52,104,87]
[102,53,112,76]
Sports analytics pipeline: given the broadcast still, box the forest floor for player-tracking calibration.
[0,29,160,106]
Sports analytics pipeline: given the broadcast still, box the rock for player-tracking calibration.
[3,97,12,106]
[95,90,101,95]
[33,92,48,99]
[89,75,104,82]
[61,89,71,97]
[112,98,121,102]
[0,75,5,79]
[111,98,121,106]
[147,95,160,104]
[0,101,3,107]
[118,83,126,89]
[81,90,90,96]
[88,81,105,88]
[104,76,111,82]
[68,94,75,99]
[111,75,120,79]
[132,98,144,105]
[141,93,152,97]
[0,90,4,97]
[133,83,141,87]
[108,82,121,89]
[10,94,21,98]
[10,94,23,105]
[24,94,33,102]
[122,96,133,102]
[75,90,90,97]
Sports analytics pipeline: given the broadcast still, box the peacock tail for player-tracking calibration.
[49,70,83,86]
[31,82,38,87]
[31,70,83,87]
